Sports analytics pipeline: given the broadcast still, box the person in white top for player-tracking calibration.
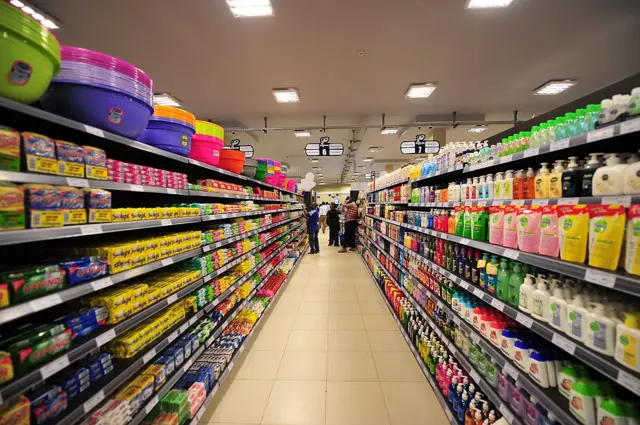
[318,202,330,233]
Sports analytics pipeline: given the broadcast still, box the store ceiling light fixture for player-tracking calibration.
[227,0,273,17]
[294,130,311,137]
[466,0,515,8]
[468,125,488,133]
[534,79,576,95]
[153,93,182,107]
[380,127,399,135]
[362,157,374,162]
[272,88,299,103]
[309,158,319,163]
[369,147,383,153]
[9,0,59,28]
[405,83,437,99]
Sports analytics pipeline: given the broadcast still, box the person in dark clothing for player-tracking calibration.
[326,203,341,246]
[306,203,320,254]
[339,197,359,252]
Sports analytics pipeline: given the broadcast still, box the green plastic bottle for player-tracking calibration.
[554,117,566,141]
[496,258,511,301]
[585,104,601,131]
[574,108,587,135]
[564,112,577,137]
[507,261,524,307]
[462,207,472,238]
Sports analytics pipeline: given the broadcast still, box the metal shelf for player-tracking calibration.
[367,201,409,205]
[365,178,409,195]
[410,164,464,184]
[408,195,640,208]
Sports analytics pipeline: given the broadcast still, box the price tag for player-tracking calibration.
[161,258,174,267]
[143,348,156,363]
[166,188,177,194]
[66,177,89,187]
[500,155,513,164]
[491,299,505,311]
[29,293,63,313]
[470,369,480,382]
[41,355,70,379]
[91,276,113,291]
[228,361,235,371]
[96,329,116,347]
[203,245,211,253]
[167,294,178,304]
[437,300,444,308]
[503,362,520,381]
[621,118,640,135]
[552,333,577,354]
[532,199,549,206]
[145,395,159,414]
[500,404,515,424]
[477,201,487,207]
[559,197,579,205]
[587,126,615,143]
[515,312,533,328]
[511,199,525,206]
[453,315,461,325]
[503,249,520,260]
[602,196,631,207]
[473,288,485,300]
[84,125,105,138]
[470,332,480,344]
[459,281,470,290]
[81,224,103,235]
[179,323,188,334]
[550,138,570,151]
[583,269,616,288]
[168,331,178,343]
[161,219,172,226]
[83,390,105,413]
[460,238,470,246]
[617,370,640,395]
[130,184,144,192]
[523,147,540,158]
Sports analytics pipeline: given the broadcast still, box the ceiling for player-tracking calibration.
[36,0,640,183]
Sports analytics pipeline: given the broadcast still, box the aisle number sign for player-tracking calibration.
[401,134,440,155]
[224,139,254,158]
[305,137,344,156]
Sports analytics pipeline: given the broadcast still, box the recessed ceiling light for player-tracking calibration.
[272,88,299,103]
[227,0,273,17]
[405,83,437,99]
[369,147,384,153]
[358,165,367,169]
[294,130,311,137]
[362,157,374,162]
[153,93,181,107]
[312,167,321,171]
[468,126,488,133]
[9,0,60,28]
[353,172,360,176]
[380,127,399,135]
[318,182,325,185]
[466,0,515,8]
[350,179,355,182]
[309,158,319,163]
[533,80,576,95]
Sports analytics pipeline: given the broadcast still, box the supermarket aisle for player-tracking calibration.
[200,231,449,425]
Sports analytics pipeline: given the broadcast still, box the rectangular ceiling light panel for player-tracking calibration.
[533,80,576,95]
[466,0,514,8]
[295,130,311,137]
[405,83,437,99]
[153,93,182,107]
[380,127,399,135]
[362,157,374,162]
[468,126,488,133]
[227,0,273,17]
[272,88,299,103]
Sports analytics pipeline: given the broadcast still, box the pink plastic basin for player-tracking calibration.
[188,134,223,166]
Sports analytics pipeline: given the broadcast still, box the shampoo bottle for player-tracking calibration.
[531,277,551,322]
[535,163,551,198]
[593,154,626,196]
[549,160,565,198]
[503,170,514,200]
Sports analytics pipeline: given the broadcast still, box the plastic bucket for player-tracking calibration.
[188,134,223,166]
[219,149,245,174]
[195,120,223,137]
[139,119,195,156]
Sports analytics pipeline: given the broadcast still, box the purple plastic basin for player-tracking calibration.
[58,61,153,91]
[53,75,153,105]
[62,46,152,87]
[40,81,153,139]
[138,119,194,156]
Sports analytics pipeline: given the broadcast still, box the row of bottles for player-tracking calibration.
[369,182,411,203]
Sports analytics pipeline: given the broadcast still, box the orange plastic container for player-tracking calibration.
[218,149,246,174]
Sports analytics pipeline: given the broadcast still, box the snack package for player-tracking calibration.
[82,146,108,180]
[0,396,30,425]
[59,257,108,285]
[22,184,64,228]
[58,186,87,225]
[83,188,112,223]
[55,141,85,177]
[22,132,57,175]
[0,324,71,374]
[0,183,25,232]
[0,126,21,172]
[1,264,66,304]
[587,204,626,270]
[30,385,68,424]
[0,351,14,384]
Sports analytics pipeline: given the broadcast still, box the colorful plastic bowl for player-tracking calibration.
[189,134,223,166]
[139,118,195,156]
[219,149,246,174]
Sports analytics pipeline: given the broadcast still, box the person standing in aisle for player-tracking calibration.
[339,197,358,253]
[307,203,320,254]
[326,203,341,246]
[318,202,329,233]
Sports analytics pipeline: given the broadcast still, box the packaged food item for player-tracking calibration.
[502,206,519,249]
[0,324,71,374]
[55,141,85,177]
[0,351,14,384]
[142,364,167,391]
[0,396,30,425]
[558,205,590,263]
[625,205,640,276]
[0,183,25,231]
[82,146,108,180]
[83,188,112,223]
[58,186,87,225]
[30,385,68,424]
[1,264,65,304]
[130,375,155,402]
[22,184,64,228]
[539,206,559,257]
[115,385,142,413]
[22,132,57,175]
[587,204,626,270]
[59,257,108,285]
[0,126,21,172]
[516,206,542,253]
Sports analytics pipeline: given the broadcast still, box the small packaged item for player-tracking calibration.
[30,385,68,424]
[142,364,167,390]
[502,206,519,249]
[130,375,155,402]
[82,146,108,180]
[22,184,64,228]
[587,204,626,270]
[115,385,142,413]
[0,396,30,425]
[558,205,590,263]
[1,264,66,304]
[58,186,87,225]
[516,206,542,253]
[22,132,57,175]
[539,205,559,257]
[0,324,71,374]
[155,355,175,376]
[83,188,112,223]
[59,257,108,286]
[0,351,14,384]
[55,141,85,177]
[0,183,25,232]
[0,126,21,172]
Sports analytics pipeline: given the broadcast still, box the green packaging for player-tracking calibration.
[1,324,71,374]
[470,206,487,241]
[1,265,66,304]
[462,207,472,239]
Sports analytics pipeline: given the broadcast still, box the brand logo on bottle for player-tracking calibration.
[594,219,608,233]
[563,218,574,230]
[181,135,188,147]
[520,216,528,226]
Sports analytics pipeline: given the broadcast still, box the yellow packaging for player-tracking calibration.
[90,287,133,309]
[128,283,149,299]
[146,248,160,264]
[558,205,590,263]
[145,287,163,305]
[0,351,14,384]
[587,205,626,270]
[26,155,58,175]
[146,208,160,221]
[130,253,147,270]
[0,184,25,231]
[111,208,129,222]
[141,364,166,390]
[146,238,159,251]
[131,297,148,314]
[131,208,145,221]
[30,210,64,228]
[0,396,30,425]
[89,208,112,223]
[65,209,87,225]
[106,301,134,324]
[86,165,108,180]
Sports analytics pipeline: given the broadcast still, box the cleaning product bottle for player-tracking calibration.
[562,157,583,198]
[585,302,616,356]
[549,286,568,332]
[598,398,630,425]
[528,350,551,387]
[624,402,640,425]
[593,154,627,196]
[587,204,626,271]
[535,163,551,198]
[581,153,604,197]
[503,170,514,200]
[566,294,588,342]
[496,258,511,301]
[486,174,495,200]
[625,205,640,276]
[519,273,535,313]
[570,379,598,425]
[479,252,490,290]
[549,160,565,198]
[494,172,504,200]
[615,311,640,372]
[524,395,542,425]
[472,177,479,200]
[524,167,536,199]
[507,261,524,307]
[531,276,551,322]
[513,169,525,200]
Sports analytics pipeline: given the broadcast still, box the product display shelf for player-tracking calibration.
[0,217,301,326]
[365,178,410,195]
[408,195,640,208]
[201,207,302,222]
[186,243,308,425]
[367,201,409,205]
[410,164,465,185]
[358,248,460,425]
[0,225,302,404]
[462,118,640,174]
[186,190,298,202]
[365,223,640,393]
[0,96,301,196]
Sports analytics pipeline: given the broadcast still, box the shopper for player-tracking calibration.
[339,197,358,253]
[307,203,320,254]
[319,202,329,233]
[326,203,340,246]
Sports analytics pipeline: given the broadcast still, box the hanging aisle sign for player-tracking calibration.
[365,171,376,179]
[224,139,254,158]
[400,134,440,155]
[305,136,344,156]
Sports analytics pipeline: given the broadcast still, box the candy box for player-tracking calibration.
[0,126,21,172]
[55,141,85,178]
[130,375,155,403]
[29,385,68,424]
[22,132,57,175]
[0,351,14,384]
[115,385,142,413]
[57,186,87,225]
[155,355,175,376]
[1,264,65,304]
[60,257,108,286]
[57,306,107,329]
[0,396,30,425]
[0,183,25,232]
[142,364,166,391]
[0,324,71,375]
[82,146,107,180]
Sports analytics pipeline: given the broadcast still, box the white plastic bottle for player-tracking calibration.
[585,302,616,356]
[549,286,568,332]
[566,294,589,342]
[623,152,640,195]
[494,172,504,200]
[528,351,551,388]
[503,170,514,200]
[478,175,486,200]
[531,277,551,322]
[519,273,535,313]
[599,98,614,125]
[593,154,627,196]
[485,174,495,200]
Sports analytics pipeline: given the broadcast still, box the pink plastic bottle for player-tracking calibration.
[538,205,559,257]
[502,206,519,248]
[517,206,542,253]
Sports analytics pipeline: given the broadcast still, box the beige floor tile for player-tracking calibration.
[272,299,301,314]
[209,379,273,423]
[235,350,284,380]
[286,330,328,351]
[327,352,379,381]
[329,291,358,301]
[252,329,291,351]
[261,313,296,331]
[380,382,449,425]
[276,351,327,381]
[361,315,396,331]
[329,301,361,314]
[367,331,410,351]
[298,301,330,314]
[261,381,326,425]
[358,300,389,315]
[325,382,390,425]
[302,291,331,302]
[372,352,426,382]
[327,330,371,351]
[292,314,329,330]
[328,314,365,330]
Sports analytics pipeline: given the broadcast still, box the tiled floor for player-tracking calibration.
[201,231,449,425]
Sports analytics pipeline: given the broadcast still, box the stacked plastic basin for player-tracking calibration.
[0,2,61,104]
[138,106,196,156]
[188,120,224,166]
[219,148,245,174]
[40,46,153,139]
[255,159,268,181]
